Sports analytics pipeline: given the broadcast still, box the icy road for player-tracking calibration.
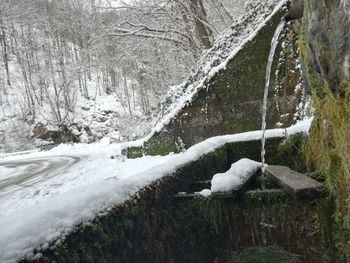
[0,156,81,195]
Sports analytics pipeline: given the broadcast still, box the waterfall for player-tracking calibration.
[261,20,285,175]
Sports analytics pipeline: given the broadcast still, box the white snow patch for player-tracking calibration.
[211,159,261,193]
[195,189,212,197]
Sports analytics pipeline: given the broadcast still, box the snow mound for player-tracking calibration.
[211,159,261,193]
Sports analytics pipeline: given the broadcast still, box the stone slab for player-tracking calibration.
[265,165,323,199]
[173,193,198,200]
[173,192,235,200]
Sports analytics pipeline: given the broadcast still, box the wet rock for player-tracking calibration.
[224,246,301,263]
[33,123,80,144]
[303,0,350,93]
[21,134,326,263]
[33,123,49,139]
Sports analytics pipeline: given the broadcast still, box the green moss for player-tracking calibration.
[228,246,300,263]
[122,131,180,158]
[243,189,289,206]
[301,74,350,258]
[338,79,350,100]
[300,7,350,256]
[143,131,179,156]
[275,133,307,171]
[315,198,348,263]
[305,85,350,193]
[122,146,144,158]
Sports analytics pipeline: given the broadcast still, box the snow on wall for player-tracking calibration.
[147,0,288,142]
[0,118,311,263]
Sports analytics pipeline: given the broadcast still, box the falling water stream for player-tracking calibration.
[261,20,285,175]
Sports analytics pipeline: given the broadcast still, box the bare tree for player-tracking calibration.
[0,0,241,145]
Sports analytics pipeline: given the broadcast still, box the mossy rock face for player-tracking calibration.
[303,0,350,93]
[301,0,350,258]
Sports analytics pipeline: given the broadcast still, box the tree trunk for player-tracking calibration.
[188,0,213,49]
[0,20,11,87]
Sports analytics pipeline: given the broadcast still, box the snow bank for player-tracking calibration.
[211,159,261,193]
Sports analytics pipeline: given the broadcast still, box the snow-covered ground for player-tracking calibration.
[0,69,150,153]
[0,118,312,263]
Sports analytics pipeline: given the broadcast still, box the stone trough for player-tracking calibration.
[174,164,323,202]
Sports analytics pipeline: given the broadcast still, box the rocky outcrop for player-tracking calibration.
[301,0,350,258]
[303,1,350,93]
[33,123,81,145]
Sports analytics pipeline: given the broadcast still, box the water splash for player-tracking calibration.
[261,20,285,175]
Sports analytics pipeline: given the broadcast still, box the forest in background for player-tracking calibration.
[0,0,246,152]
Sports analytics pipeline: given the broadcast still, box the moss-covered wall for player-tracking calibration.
[22,135,329,263]
[300,0,350,258]
[127,6,305,157]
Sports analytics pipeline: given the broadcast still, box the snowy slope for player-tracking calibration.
[0,118,311,262]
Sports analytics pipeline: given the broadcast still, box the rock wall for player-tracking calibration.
[126,7,305,157]
[301,0,350,258]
